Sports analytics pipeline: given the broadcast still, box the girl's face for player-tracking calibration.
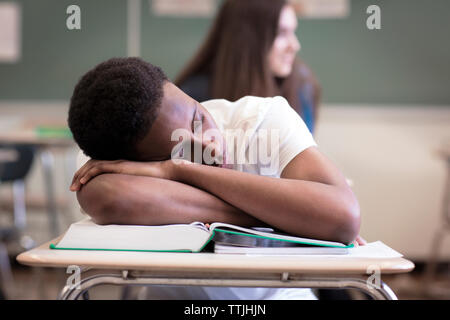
[267,5,301,78]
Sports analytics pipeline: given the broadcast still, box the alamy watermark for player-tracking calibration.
[366,5,381,30]
[66,5,81,30]
[366,264,381,290]
[66,265,81,290]
[66,5,380,31]
[170,122,281,176]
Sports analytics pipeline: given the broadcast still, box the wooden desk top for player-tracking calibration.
[0,116,74,147]
[17,239,415,276]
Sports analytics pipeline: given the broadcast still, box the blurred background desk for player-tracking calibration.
[0,116,75,238]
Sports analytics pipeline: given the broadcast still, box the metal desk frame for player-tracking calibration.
[59,267,398,300]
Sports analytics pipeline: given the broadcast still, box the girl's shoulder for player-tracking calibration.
[178,73,211,102]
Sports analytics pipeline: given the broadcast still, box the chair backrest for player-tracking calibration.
[0,144,35,182]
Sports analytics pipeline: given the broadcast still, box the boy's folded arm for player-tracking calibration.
[76,173,264,227]
[74,147,360,243]
[173,147,360,244]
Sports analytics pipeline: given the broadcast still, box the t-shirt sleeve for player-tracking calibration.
[257,96,317,176]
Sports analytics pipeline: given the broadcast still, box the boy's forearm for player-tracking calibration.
[76,173,265,227]
[173,163,359,243]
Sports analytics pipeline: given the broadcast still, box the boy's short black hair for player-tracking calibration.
[68,57,167,160]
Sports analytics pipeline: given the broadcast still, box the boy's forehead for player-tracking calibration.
[134,83,194,160]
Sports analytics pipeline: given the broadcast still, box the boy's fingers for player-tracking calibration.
[70,160,98,190]
[79,165,103,184]
[357,236,367,245]
[79,162,117,184]
[71,162,89,184]
[70,160,124,191]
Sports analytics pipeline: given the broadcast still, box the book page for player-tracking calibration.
[247,241,403,258]
[345,241,403,258]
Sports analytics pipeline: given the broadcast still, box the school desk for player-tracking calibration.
[0,116,75,237]
[17,237,414,300]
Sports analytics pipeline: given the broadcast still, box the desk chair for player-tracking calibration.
[0,144,35,298]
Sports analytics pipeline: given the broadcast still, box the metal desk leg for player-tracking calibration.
[39,149,59,238]
[59,271,398,300]
[423,159,450,296]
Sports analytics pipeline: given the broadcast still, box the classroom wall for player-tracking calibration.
[315,104,450,260]
[0,0,449,105]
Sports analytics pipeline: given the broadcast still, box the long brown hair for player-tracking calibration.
[175,0,320,117]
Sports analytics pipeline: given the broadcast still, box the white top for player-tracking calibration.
[76,95,318,300]
[202,95,316,177]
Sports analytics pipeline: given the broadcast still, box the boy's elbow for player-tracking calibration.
[76,175,122,225]
[334,194,361,244]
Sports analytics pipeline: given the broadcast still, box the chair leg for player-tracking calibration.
[12,180,36,250]
[39,149,59,237]
[0,242,15,299]
[422,226,449,296]
[12,179,26,231]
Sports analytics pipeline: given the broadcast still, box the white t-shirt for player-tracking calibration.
[77,95,318,300]
[202,95,316,177]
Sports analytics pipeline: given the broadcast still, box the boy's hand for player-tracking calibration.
[351,235,367,247]
[70,159,185,191]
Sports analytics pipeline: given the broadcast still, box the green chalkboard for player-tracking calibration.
[0,0,127,100]
[0,0,449,105]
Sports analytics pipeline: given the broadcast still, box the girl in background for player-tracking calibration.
[175,0,321,134]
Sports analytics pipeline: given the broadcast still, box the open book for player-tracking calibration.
[50,218,353,254]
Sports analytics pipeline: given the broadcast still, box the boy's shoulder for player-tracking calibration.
[201,96,290,131]
[201,95,288,111]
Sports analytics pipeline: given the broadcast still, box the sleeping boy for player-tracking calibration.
[68,57,361,299]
